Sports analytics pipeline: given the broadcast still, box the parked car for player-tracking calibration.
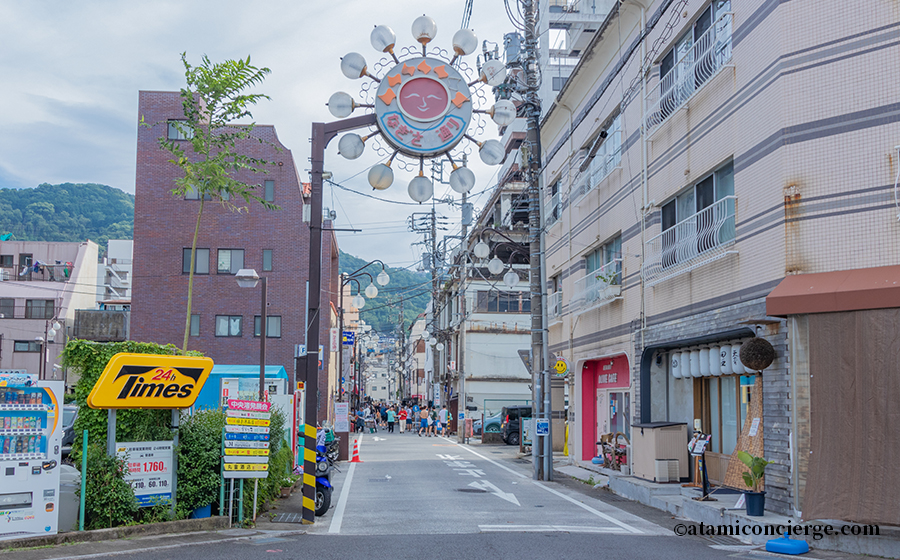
[473,412,503,436]
[500,405,532,446]
[61,405,78,457]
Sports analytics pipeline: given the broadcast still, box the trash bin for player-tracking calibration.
[58,464,81,532]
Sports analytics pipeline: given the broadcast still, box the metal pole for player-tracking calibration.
[79,429,87,531]
[253,479,258,522]
[260,277,267,402]
[238,479,244,524]
[106,409,116,456]
[228,478,234,527]
[458,191,468,443]
[170,409,179,517]
[219,427,225,515]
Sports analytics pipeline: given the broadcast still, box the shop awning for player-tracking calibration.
[766,265,900,316]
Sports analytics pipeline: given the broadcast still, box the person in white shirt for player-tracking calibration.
[438,405,449,436]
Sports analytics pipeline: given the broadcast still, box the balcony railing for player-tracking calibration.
[547,291,563,322]
[642,196,737,286]
[572,258,622,311]
[545,193,561,226]
[574,131,622,200]
[645,12,733,133]
[0,265,71,283]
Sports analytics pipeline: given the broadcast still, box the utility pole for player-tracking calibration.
[457,189,469,443]
[522,0,549,481]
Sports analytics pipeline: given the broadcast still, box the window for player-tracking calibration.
[655,1,732,124]
[701,374,755,454]
[262,250,273,272]
[0,255,12,267]
[254,315,282,338]
[184,188,211,201]
[182,248,210,274]
[14,341,41,352]
[167,120,193,140]
[585,235,622,285]
[217,249,244,274]
[215,315,242,337]
[190,314,200,337]
[579,114,622,198]
[264,180,275,202]
[546,180,560,225]
[549,28,568,51]
[659,161,735,267]
[25,299,54,319]
[551,76,568,91]
[19,254,32,268]
[0,298,14,318]
[475,291,531,313]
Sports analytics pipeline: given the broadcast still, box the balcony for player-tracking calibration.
[545,192,561,226]
[642,196,737,286]
[547,291,563,323]
[572,259,622,312]
[574,131,622,201]
[645,12,733,133]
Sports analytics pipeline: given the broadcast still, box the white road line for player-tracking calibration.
[479,524,630,533]
[328,434,361,534]
[531,480,643,534]
[443,437,643,535]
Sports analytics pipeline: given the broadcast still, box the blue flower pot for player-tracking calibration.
[189,504,212,519]
[745,492,765,516]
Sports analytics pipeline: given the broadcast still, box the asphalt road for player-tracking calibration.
[5,430,872,560]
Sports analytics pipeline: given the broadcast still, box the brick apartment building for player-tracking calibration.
[541,0,900,525]
[131,91,339,421]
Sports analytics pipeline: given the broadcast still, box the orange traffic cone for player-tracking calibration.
[350,438,362,463]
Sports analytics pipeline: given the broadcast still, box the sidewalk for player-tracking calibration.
[554,458,900,558]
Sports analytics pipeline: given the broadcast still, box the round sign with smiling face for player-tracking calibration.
[374,56,473,158]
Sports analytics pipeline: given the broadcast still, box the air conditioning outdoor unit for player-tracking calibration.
[654,459,680,483]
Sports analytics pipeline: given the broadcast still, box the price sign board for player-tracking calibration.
[223,400,270,479]
[116,441,174,507]
[334,402,349,433]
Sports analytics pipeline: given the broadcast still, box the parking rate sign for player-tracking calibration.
[223,400,271,479]
[116,441,174,507]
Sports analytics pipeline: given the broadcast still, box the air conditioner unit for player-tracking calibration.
[0,269,8,281]
[654,459,680,483]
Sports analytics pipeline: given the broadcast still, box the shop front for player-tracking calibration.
[580,355,630,461]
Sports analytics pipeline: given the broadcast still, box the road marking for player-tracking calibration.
[443,437,643,534]
[373,436,386,441]
[469,480,520,506]
[328,435,361,534]
[531,480,643,534]
[479,525,629,533]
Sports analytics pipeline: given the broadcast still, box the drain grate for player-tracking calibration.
[457,488,488,493]
[270,513,304,523]
[699,534,743,546]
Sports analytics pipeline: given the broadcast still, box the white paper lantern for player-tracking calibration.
[449,166,476,194]
[690,349,702,378]
[479,139,504,165]
[411,15,437,45]
[699,347,711,376]
[364,283,378,298]
[408,175,433,202]
[340,52,367,79]
[731,342,743,375]
[327,91,355,118]
[490,100,517,127]
[338,133,365,159]
[503,269,519,288]
[370,25,396,53]
[480,59,507,86]
[368,164,394,190]
[708,346,720,377]
[473,241,490,259]
[452,29,478,56]
[719,344,732,376]
[671,352,682,379]
[487,257,504,275]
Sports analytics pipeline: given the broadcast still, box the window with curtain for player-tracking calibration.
[25,299,54,319]
[215,315,242,337]
[217,249,244,274]
[254,316,282,338]
[262,250,273,272]
[182,248,210,274]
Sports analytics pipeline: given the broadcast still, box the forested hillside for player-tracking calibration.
[339,251,430,334]
[0,183,134,250]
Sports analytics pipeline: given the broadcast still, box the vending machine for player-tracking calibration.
[0,372,64,539]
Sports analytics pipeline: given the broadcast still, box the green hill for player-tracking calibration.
[339,251,430,334]
[0,183,134,249]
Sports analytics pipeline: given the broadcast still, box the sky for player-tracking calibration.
[0,0,516,269]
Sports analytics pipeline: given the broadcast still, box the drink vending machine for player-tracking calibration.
[0,372,64,539]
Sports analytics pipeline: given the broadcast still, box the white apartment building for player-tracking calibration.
[541,0,900,525]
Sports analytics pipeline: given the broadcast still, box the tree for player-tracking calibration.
[152,53,278,351]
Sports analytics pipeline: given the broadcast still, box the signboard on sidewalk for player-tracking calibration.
[223,400,270,479]
[116,441,173,507]
[330,328,340,353]
[535,418,549,436]
[334,402,350,432]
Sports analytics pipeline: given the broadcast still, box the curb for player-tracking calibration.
[0,516,230,551]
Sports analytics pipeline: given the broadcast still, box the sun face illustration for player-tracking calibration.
[399,77,449,121]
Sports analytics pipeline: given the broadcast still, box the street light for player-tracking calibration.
[236,268,267,401]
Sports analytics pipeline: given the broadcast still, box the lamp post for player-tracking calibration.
[236,269,266,401]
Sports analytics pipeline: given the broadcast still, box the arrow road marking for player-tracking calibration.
[469,480,520,506]
[373,437,386,441]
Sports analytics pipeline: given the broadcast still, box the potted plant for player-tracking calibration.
[737,451,769,516]
[596,272,621,298]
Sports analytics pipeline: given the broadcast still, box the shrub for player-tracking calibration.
[177,409,226,517]
[77,444,138,529]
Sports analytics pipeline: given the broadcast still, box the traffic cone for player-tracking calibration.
[350,438,362,463]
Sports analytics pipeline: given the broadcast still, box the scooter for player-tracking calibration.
[314,429,337,516]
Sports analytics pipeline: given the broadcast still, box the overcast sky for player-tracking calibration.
[0,1,514,268]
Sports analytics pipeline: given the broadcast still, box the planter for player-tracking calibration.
[189,504,211,519]
[280,487,292,498]
[744,491,766,516]
[601,285,621,299]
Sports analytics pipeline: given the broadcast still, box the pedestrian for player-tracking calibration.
[439,404,449,436]
[429,407,438,436]
[398,406,407,433]
[406,405,414,433]
[374,406,382,430]
[418,406,429,436]
[387,406,396,433]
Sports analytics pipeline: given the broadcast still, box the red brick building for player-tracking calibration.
[131,91,339,420]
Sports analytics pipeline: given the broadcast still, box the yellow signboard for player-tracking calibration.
[226,417,271,427]
[553,357,569,377]
[87,353,213,409]
[225,448,270,456]
[224,463,268,471]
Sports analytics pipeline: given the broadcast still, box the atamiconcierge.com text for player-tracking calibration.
[672,521,879,540]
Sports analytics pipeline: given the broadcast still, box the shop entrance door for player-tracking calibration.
[597,390,631,439]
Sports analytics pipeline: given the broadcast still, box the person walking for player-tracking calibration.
[386,406,396,433]
[438,404,449,437]
[398,406,407,433]
[418,406,429,436]
[429,407,438,437]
